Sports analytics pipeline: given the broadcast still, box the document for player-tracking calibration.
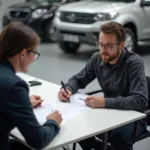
[47,93,89,112]
[33,93,90,125]
[33,104,78,124]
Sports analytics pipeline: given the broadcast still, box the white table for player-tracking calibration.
[11,73,146,150]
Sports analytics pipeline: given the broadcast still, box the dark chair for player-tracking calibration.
[135,76,150,142]
[72,76,150,150]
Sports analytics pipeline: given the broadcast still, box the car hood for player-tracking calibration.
[58,1,127,13]
[8,2,53,10]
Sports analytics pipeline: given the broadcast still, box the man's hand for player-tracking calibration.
[47,110,63,126]
[30,95,43,107]
[85,96,105,108]
[58,88,72,102]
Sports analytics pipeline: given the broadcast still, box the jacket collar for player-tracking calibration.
[0,59,16,73]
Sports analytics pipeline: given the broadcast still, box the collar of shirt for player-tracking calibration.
[100,48,127,68]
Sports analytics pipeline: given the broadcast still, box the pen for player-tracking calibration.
[61,80,70,103]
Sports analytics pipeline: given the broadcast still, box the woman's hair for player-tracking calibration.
[0,21,40,59]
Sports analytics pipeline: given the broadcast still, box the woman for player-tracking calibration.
[0,22,62,150]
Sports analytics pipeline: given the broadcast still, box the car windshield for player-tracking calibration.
[93,0,135,2]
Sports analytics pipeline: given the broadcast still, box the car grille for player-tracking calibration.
[10,11,28,18]
[60,12,96,24]
[8,8,31,21]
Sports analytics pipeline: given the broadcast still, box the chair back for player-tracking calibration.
[146,76,150,125]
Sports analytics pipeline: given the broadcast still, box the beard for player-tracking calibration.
[100,48,120,63]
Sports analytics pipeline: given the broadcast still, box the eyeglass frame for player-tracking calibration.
[96,42,120,51]
[27,50,40,61]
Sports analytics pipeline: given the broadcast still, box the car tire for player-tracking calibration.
[124,27,136,52]
[59,42,80,53]
[44,21,57,42]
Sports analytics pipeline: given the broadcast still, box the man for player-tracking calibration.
[58,22,148,150]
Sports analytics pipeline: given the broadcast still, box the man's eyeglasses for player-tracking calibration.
[27,50,40,61]
[96,42,119,51]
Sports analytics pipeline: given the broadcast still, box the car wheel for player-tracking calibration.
[44,22,57,42]
[59,42,80,53]
[124,28,136,52]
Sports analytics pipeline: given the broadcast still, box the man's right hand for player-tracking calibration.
[46,110,63,125]
[58,88,72,102]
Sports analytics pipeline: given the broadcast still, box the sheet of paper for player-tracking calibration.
[48,93,89,111]
[33,93,90,125]
[33,105,53,124]
[33,104,80,124]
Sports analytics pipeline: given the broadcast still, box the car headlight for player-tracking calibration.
[32,9,48,19]
[55,11,60,17]
[94,12,118,21]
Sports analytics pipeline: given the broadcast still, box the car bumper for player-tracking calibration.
[56,28,99,45]
[54,17,112,45]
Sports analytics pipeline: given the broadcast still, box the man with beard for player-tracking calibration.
[58,22,148,150]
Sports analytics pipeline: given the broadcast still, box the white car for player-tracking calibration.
[53,0,150,53]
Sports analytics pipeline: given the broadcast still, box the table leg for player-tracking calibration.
[101,132,108,150]
[73,143,76,150]
[62,145,71,150]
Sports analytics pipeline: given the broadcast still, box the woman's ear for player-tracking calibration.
[20,49,27,60]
